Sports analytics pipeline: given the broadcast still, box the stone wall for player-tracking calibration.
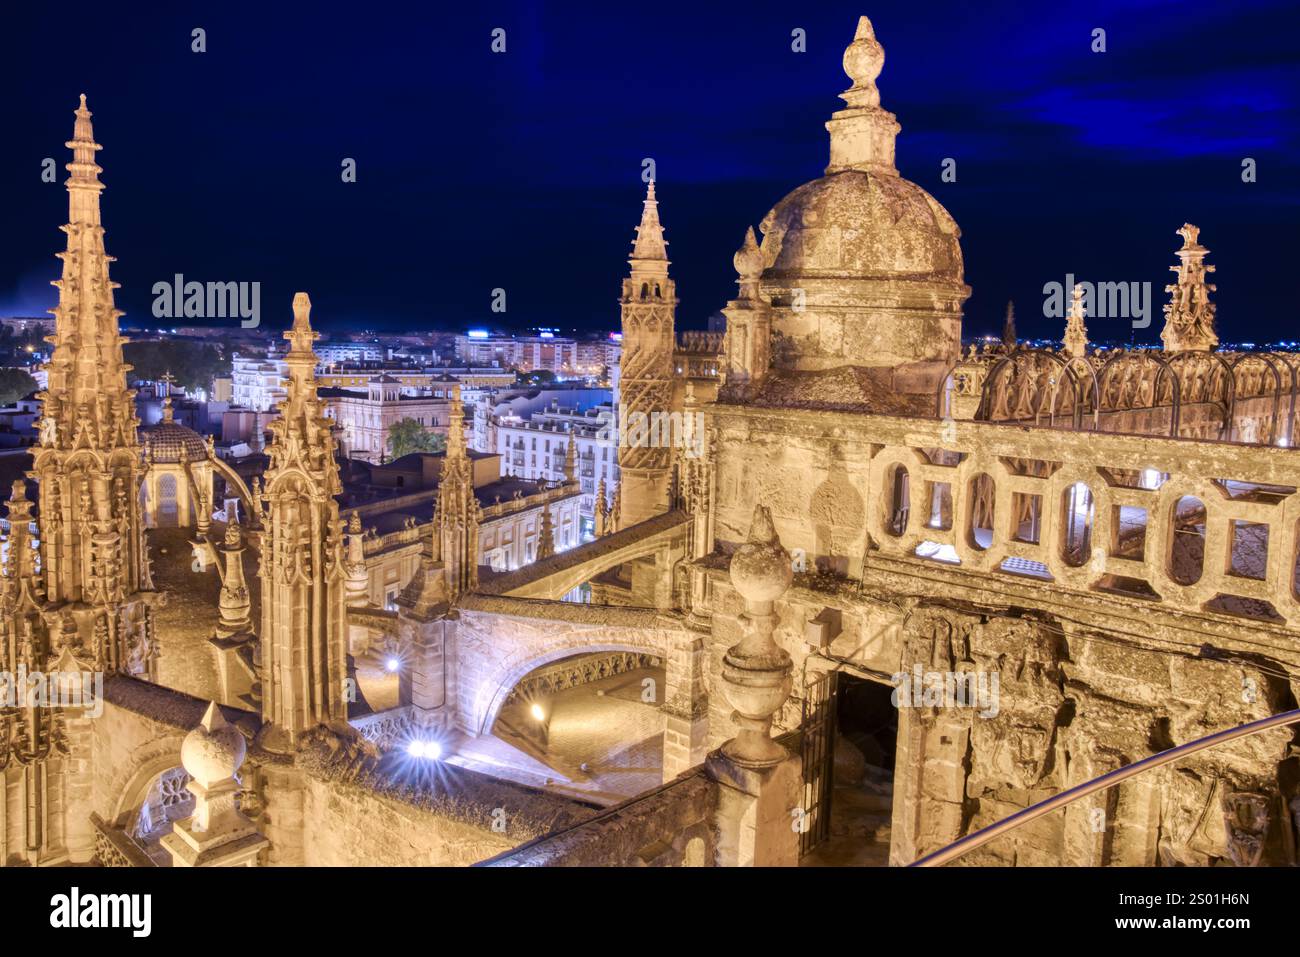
[301,774,518,866]
[479,768,716,866]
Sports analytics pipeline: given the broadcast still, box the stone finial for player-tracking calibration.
[825,16,900,174]
[285,291,320,357]
[719,505,794,768]
[347,511,362,535]
[1063,284,1089,358]
[1002,301,1017,350]
[734,226,764,299]
[162,702,266,866]
[841,15,885,109]
[291,292,312,332]
[182,702,246,792]
[1161,223,1218,353]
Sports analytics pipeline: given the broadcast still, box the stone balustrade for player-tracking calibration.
[867,414,1300,627]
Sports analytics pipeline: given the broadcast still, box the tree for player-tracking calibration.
[123,340,224,392]
[0,368,38,406]
[387,418,447,461]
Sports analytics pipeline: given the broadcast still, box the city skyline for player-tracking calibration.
[3,2,1297,340]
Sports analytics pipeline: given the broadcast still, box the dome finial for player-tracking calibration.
[160,370,175,422]
[843,16,884,108]
[825,17,899,174]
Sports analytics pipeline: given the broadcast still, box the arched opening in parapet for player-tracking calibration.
[483,650,665,805]
[967,472,995,550]
[1060,482,1095,568]
[885,464,910,537]
[1169,495,1206,585]
[127,765,193,866]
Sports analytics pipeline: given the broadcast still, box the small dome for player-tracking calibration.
[759,170,963,285]
[143,421,207,464]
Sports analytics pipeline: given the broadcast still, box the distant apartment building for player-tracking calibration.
[493,402,618,536]
[454,332,579,374]
[230,350,288,411]
[342,449,583,607]
[574,336,622,377]
[320,375,451,464]
[0,317,55,336]
[315,363,514,398]
[317,341,387,364]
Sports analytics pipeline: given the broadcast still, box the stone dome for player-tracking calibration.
[143,420,207,464]
[758,170,963,285]
[744,16,969,384]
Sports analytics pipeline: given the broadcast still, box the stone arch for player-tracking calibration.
[477,641,659,736]
[457,608,672,736]
[106,738,188,829]
[209,455,260,527]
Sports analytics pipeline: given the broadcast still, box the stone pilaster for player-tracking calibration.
[662,632,709,781]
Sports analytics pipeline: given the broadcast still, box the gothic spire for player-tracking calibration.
[537,506,556,560]
[629,179,670,272]
[434,385,479,598]
[446,381,467,460]
[564,432,577,484]
[40,94,137,452]
[1002,301,1017,350]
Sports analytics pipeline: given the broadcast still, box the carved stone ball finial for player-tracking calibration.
[733,226,764,282]
[720,505,795,768]
[729,505,793,610]
[841,15,885,108]
[181,702,246,789]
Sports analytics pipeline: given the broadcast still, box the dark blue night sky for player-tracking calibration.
[2,1,1297,342]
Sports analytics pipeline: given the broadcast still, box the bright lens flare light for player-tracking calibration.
[406,740,442,760]
[385,657,400,672]
[530,703,546,722]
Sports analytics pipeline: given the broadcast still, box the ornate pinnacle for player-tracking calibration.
[629,179,669,266]
[1064,284,1089,358]
[1160,223,1218,353]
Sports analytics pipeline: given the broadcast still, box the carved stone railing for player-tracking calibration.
[867,415,1300,628]
[360,524,422,558]
[350,705,415,751]
[91,812,157,867]
[475,768,716,867]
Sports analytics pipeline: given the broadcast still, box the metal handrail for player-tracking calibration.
[910,707,1300,867]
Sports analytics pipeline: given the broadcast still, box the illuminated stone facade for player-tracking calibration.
[6,18,1300,870]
